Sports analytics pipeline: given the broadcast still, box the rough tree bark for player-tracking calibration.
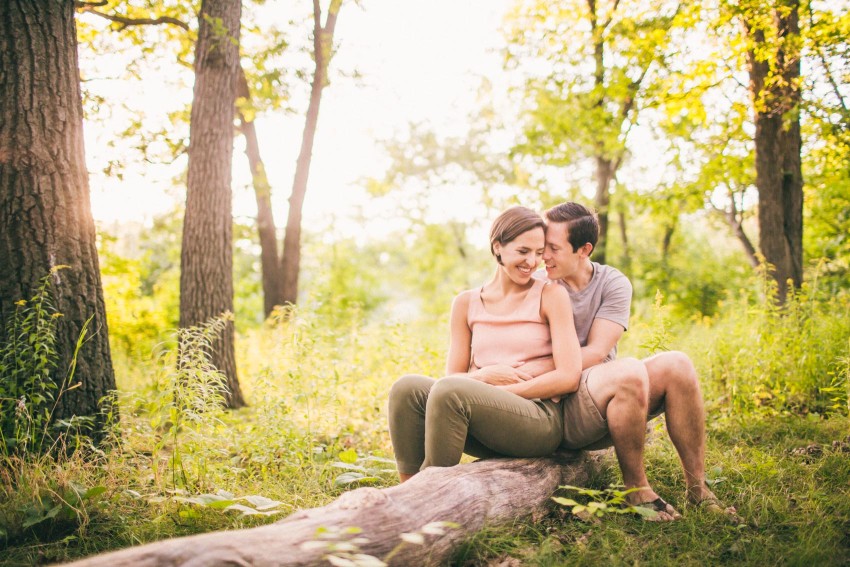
[236,68,284,318]
[0,0,116,434]
[279,0,342,306]
[64,453,591,566]
[179,0,245,407]
[743,0,804,303]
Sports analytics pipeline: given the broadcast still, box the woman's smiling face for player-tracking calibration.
[493,226,545,283]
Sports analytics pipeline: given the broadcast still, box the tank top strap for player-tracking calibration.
[517,278,547,322]
[466,286,485,327]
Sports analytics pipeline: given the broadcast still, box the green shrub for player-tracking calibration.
[680,264,850,417]
[0,270,92,457]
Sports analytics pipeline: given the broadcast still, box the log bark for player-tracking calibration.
[63,452,591,566]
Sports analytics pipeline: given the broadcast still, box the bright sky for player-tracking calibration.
[85,0,514,241]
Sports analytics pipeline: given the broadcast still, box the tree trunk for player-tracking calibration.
[594,157,614,265]
[0,0,116,436]
[279,0,342,306]
[745,0,804,303]
[236,68,283,318]
[720,201,759,268]
[64,452,592,567]
[618,209,632,275]
[661,223,675,267]
[179,0,244,408]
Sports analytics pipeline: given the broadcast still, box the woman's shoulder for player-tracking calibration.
[540,277,571,305]
[452,288,479,309]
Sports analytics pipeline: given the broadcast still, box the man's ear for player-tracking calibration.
[579,242,594,258]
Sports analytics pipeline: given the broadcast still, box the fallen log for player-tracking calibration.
[64,451,591,566]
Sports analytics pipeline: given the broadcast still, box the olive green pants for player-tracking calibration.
[387,374,564,475]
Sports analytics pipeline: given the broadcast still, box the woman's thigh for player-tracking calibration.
[427,377,564,458]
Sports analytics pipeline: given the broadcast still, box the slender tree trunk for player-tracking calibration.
[744,0,803,303]
[661,223,675,266]
[720,198,759,268]
[179,0,244,408]
[594,158,614,265]
[280,0,342,306]
[588,0,610,265]
[236,68,283,318]
[0,0,116,437]
[618,209,632,275]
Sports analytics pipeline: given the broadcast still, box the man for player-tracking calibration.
[541,202,735,519]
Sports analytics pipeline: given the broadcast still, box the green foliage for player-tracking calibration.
[636,290,674,356]
[147,315,231,491]
[0,270,93,457]
[553,485,655,519]
[681,263,850,417]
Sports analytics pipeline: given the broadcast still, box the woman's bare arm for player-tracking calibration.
[498,283,581,399]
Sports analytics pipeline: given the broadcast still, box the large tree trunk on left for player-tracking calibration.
[279,0,341,306]
[744,0,804,303]
[0,0,116,437]
[64,452,592,567]
[179,0,245,407]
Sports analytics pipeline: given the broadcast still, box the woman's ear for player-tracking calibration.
[493,242,503,265]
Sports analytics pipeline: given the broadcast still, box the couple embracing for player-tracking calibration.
[388,202,734,520]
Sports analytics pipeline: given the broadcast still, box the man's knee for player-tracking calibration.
[646,351,699,391]
[587,358,649,412]
[615,358,650,403]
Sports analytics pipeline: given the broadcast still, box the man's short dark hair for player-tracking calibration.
[545,202,599,252]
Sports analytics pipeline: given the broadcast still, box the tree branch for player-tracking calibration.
[76,6,190,31]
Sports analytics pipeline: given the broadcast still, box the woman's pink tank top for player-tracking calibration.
[467,278,553,370]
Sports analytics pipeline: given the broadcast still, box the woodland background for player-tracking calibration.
[1,0,849,564]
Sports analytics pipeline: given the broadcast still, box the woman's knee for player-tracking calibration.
[388,374,433,411]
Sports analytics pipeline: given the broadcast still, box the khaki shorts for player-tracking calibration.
[561,365,664,450]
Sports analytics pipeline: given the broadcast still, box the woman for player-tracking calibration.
[388,206,582,482]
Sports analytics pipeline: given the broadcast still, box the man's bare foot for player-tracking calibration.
[627,488,681,521]
[688,484,741,522]
[633,497,682,521]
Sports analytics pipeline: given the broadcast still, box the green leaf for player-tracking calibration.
[242,495,282,510]
[331,462,367,472]
[82,485,107,500]
[224,503,282,517]
[552,497,579,506]
[338,449,358,464]
[334,472,380,486]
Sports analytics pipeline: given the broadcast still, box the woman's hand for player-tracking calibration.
[471,364,533,385]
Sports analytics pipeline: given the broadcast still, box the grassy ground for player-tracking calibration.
[1,304,849,565]
[452,415,850,566]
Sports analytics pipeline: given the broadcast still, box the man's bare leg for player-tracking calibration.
[644,351,735,514]
[585,358,679,520]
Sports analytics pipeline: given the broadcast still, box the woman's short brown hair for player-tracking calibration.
[489,206,545,261]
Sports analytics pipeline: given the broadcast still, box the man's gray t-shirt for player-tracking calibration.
[535,262,632,362]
